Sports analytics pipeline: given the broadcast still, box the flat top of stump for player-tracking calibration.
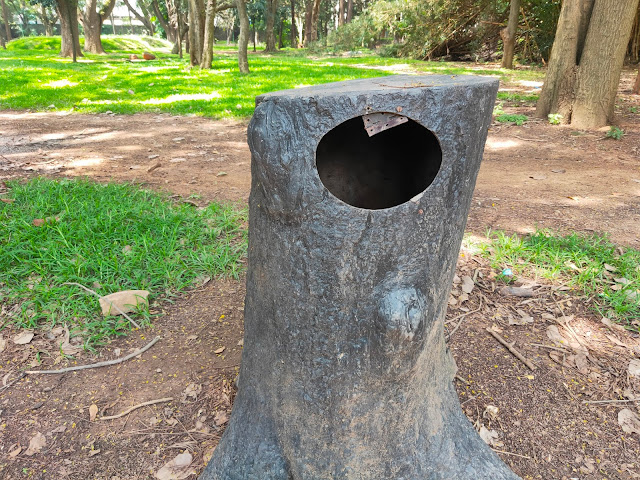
[256,74,499,101]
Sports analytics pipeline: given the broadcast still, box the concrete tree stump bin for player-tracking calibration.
[201,75,519,479]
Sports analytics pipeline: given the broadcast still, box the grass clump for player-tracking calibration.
[605,126,625,140]
[0,177,247,346]
[495,113,528,126]
[478,230,640,329]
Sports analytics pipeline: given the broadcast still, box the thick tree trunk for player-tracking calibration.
[0,0,11,42]
[537,0,639,128]
[571,0,640,127]
[199,75,518,480]
[188,0,205,65]
[57,0,82,58]
[303,0,320,45]
[346,0,352,23]
[200,0,216,68]
[83,0,117,54]
[338,0,344,26]
[500,0,520,69]
[235,0,249,73]
[264,0,278,52]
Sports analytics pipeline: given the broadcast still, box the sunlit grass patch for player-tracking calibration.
[475,230,640,330]
[0,178,247,347]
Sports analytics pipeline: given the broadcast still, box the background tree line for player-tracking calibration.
[1,0,639,126]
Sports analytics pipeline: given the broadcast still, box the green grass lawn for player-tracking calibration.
[0,178,246,347]
[0,35,544,119]
[474,231,640,329]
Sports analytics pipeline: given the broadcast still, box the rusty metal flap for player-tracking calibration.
[362,112,408,137]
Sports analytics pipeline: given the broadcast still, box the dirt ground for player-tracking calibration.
[1,75,640,480]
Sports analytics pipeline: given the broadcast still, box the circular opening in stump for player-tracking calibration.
[315,115,442,210]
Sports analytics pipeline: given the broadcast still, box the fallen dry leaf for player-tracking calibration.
[24,432,46,456]
[98,290,150,316]
[629,359,640,378]
[461,276,474,294]
[13,331,34,345]
[32,218,45,227]
[0,198,15,204]
[601,317,628,333]
[575,352,590,375]
[9,446,22,458]
[618,409,640,435]
[88,448,101,457]
[500,286,534,298]
[546,325,568,347]
[478,426,501,447]
[214,411,229,426]
[214,346,226,354]
[603,263,618,272]
[89,404,99,421]
[155,451,195,480]
[0,335,6,353]
[181,383,202,403]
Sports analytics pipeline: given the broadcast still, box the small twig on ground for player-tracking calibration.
[455,375,469,384]
[529,343,570,353]
[583,398,640,405]
[486,328,537,371]
[446,300,483,340]
[0,372,26,392]
[100,397,173,420]
[26,336,161,375]
[63,282,141,329]
[491,448,531,459]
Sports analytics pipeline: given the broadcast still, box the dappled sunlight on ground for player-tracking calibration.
[485,137,522,150]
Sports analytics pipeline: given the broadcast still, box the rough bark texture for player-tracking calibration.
[634,66,640,95]
[571,0,640,128]
[200,0,217,68]
[264,0,278,52]
[57,0,82,58]
[82,0,117,54]
[188,0,205,65]
[199,75,519,480]
[290,0,297,47]
[500,0,520,69]
[236,0,249,73]
[0,0,11,42]
[338,0,344,26]
[346,0,352,23]
[537,0,639,127]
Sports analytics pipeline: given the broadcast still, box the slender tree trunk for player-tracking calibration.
[251,15,256,51]
[338,0,344,26]
[290,0,297,47]
[123,0,155,36]
[633,66,640,94]
[1,0,12,41]
[236,0,249,73]
[56,0,82,58]
[200,0,216,68]
[500,0,520,69]
[0,31,5,48]
[110,12,116,33]
[304,0,312,46]
[264,0,278,52]
[278,17,283,48]
[346,0,352,23]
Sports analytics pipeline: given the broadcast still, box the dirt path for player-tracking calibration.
[1,89,640,479]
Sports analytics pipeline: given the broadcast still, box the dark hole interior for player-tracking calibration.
[316,115,442,210]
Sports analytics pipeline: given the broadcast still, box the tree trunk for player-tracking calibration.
[0,0,11,42]
[83,0,117,54]
[290,0,297,47]
[123,0,155,36]
[264,0,278,52]
[304,0,312,46]
[39,5,58,37]
[338,0,344,26]
[235,0,249,73]
[188,0,205,65]
[346,0,352,23]
[278,17,283,48]
[200,0,217,68]
[56,0,82,58]
[537,0,639,128]
[633,66,640,94]
[500,0,520,69]
[0,32,5,48]
[309,0,321,43]
[199,75,519,480]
